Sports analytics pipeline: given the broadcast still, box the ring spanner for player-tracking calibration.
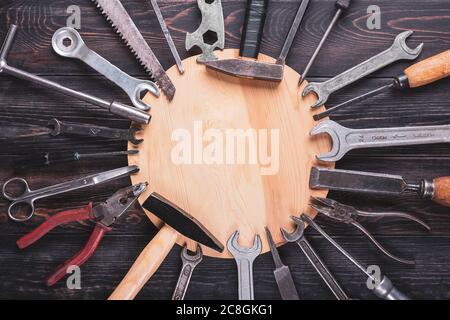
[172,244,203,300]
[52,27,159,111]
[303,31,424,109]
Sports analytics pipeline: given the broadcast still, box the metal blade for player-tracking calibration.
[92,0,175,100]
[309,167,414,196]
[205,59,284,81]
[143,193,224,253]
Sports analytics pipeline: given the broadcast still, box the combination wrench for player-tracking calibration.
[52,27,159,111]
[0,25,150,124]
[303,31,424,109]
[312,120,450,162]
[282,216,349,300]
[172,245,203,300]
[227,230,262,300]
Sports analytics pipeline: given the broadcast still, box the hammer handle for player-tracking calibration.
[108,225,178,300]
[403,50,450,88]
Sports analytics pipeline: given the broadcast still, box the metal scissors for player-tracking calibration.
[2,165,139,222]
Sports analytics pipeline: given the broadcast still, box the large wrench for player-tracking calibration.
[281,216,349,300]
[172,245,203,300]
[303,31,424,109]
[312,120,450,162]
[227,230,262,300]
[52,27,159,111]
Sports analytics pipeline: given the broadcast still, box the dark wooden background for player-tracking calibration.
[0,0,449,300]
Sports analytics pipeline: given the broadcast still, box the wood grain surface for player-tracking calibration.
[0,0,450,300]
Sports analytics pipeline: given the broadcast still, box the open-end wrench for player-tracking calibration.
[48,118,143,145]
[172,245,203,300]
[227,230,262,300]
[303,31,424,109]
[52,27,159,111]
[311,120,450,162]
[0,25,150,124]
[281,216,349,300]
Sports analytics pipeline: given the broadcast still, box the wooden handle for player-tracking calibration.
[108,225,178,300]
[432,176,450,207]
[404,50,450,88]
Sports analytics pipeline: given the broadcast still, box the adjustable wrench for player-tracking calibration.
[172,245,203,300]
[281,216,349,300]
[227,230,262,300]
[311,120,450,162]
[48,118,143,145]
[52,27,159,111]
[303,31,424,109]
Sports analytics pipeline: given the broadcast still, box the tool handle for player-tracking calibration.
[240,0,269,59]
[430,176,450,207]
[17,203,93,249]
[108,225,178,300]
[46,223,111,286]
[372,275,410,300]
[336,0,352,10]
[401,50,450,88]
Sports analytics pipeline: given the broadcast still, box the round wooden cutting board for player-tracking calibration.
[128,49,333,258]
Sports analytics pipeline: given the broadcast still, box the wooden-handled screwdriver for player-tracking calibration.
[314,49,450,120]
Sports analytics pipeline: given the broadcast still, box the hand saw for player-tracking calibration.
[92,0,176,100]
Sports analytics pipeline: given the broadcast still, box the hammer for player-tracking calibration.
[108,193,224,300]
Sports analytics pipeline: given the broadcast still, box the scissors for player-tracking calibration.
[2,165,139,222]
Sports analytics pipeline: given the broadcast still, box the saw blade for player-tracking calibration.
[92,0,175,100]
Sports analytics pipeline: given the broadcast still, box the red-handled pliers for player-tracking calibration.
[17,182,148,286]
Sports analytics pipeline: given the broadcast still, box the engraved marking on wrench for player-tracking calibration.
[172,245,203,300]
[303,31,424,109]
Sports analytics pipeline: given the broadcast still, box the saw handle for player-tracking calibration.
[108,225,178,300]
[398,50,450,88]
[240,0,269,59]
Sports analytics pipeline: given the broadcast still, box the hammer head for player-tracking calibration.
[205,59,284,82]
[143,193,224,253]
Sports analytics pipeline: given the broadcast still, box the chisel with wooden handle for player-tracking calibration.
[310,167,450,207]
[315,49,450,120]
[109,193,223,300]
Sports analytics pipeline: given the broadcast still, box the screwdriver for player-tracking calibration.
[314,49,450,120]
[299,0,352,85]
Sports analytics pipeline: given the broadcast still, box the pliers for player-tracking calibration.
[17,183,148,286]
[310,197,431,265]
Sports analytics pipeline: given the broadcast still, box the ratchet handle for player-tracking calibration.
[398,50,450,88]
[372,275,410,300]
[17,204,93,249]
[240,0,269,59]
[46,223,111,286]
[336,0,352,10]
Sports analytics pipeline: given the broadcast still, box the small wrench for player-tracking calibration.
[311,120,450,162]
[303,31,424,109]
[48,118,143,145]
[52,27,159,111]
[227,230,262,300]
[172,245,203,300]
[281,216,349,300]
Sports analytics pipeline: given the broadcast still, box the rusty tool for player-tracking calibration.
[172,244,203,300]
[310,197,430,265]
[303,31,424,109]
[299,0,352,85]
[265,227,299,300]
[148,0,184,74]
[205,0,310,81]
[311,120,450,162]
[0,25,150,124]
[302,214,410,300]
[17,183,147,286]
[92,0,176,100]
[310,167,450,208]
[315,50,450,120]
[109,193,223,300]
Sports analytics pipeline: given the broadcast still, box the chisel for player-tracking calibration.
[315,50,450,120]
[310,167,450,207]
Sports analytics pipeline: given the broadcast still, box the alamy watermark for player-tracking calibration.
[171,121,280,176]
[67,5,81,29]
[367,5,381,30]
[66,265,81,290]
